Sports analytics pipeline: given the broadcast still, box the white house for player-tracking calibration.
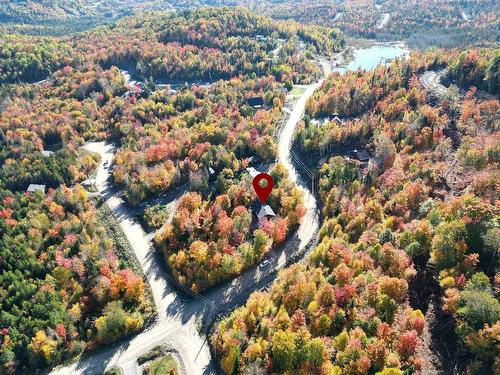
[27,184,46,194]
[246,167,260,178]
[257,205,276,219]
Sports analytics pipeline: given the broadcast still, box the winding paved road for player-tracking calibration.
[50,57,332,375]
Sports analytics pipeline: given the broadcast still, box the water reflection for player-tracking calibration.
[335,42,409,73]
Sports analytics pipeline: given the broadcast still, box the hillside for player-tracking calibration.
[0,0,172,34]
[1,0,499,48]
[0,8,345,373]
[236,0,500,48]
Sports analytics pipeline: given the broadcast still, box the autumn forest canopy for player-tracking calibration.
[1,1,498,49]
[0,7,346,373]
[214,48,500,375]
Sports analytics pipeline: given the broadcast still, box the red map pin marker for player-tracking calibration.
[252,173,275,204]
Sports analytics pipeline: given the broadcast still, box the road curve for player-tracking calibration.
[53,143,212,375]
[50,57,333,375]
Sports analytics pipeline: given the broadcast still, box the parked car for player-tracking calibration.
[259,260,270,268]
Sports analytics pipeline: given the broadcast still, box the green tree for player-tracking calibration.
[305,338,326,367]
[431,220,467,270]
[95,301,127,343]
[457,291,500,332]
[271,330,297,372]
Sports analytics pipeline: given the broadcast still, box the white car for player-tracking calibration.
[259,260,270,268]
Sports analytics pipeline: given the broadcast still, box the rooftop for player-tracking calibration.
[331,115,345,125]
[246,167,260,178]
[27,184,46,193]
[247,96,264,108]
[257,205,276,219]
[353,149,370,162]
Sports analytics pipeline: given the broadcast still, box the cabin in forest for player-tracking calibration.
[353,149,370,163]
[329,113,345,126]
[257,205,276,219]
[331,116,345,126]
[27,184,46,194]
[247,96,265,110]
[250,201,276,220]
[41,150,54,157]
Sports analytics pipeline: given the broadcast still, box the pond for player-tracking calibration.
[335,42,410,73]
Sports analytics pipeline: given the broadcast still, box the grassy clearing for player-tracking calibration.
[290,86,306,98]
[145,354,178,375]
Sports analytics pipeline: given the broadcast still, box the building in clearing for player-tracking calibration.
[246,167,260,178]
[41,150,54,157]
[27,184,46,194]
[257,205,276,219]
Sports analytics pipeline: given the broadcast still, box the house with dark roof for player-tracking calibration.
[353,149,370,163]
[247,96,265,109]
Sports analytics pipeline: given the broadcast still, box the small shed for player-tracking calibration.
[41,150,54,157]
[353,149,370,163]
[257,205,276,220]
[247,96,265,109]
[27,184,46,194]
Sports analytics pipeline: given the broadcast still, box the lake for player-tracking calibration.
[335,42,409,73]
